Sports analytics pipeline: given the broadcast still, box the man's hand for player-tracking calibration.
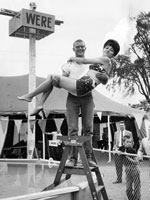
[137,151,143,161]
[67,57,84,64]
[52,76,61,88]
[115,149,122,155]
[96,72,108,85]
[68,57,77,62]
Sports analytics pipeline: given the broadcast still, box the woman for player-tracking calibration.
[18,39,120,116]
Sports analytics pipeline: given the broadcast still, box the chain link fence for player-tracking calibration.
[94,149,150,200]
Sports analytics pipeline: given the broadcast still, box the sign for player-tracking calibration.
[22,9,55,31]
[9,9,55,40]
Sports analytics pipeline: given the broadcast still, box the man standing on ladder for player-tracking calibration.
[61,39,97,167]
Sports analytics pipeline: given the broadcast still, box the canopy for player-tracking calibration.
[0,74,144,117]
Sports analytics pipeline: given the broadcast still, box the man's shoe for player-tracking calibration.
[76,159,83,167]
[87,158,97,167]
[112,180,122,184]
[66,158,77,167]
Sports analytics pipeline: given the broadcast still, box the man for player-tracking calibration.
[113,121,133,183]
[137,123,150,160]
[61,39,96,167]
[120,136,141,200]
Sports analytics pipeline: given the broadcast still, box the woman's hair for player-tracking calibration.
[103,39,120,56]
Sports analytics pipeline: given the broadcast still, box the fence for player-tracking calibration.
[94,149,150,200]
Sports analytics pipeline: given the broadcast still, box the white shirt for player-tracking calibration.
[119,130,124,147]
[138,138,150,156]
[61,62,89,79]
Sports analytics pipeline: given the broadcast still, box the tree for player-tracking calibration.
[108,11,150,111]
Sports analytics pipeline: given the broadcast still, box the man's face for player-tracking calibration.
[120,124,125,131]
[73,41,86,57]
[124,139,133,148]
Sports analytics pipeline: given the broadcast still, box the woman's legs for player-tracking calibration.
[30,87,53,116]
[58,76,77,95]
[19,75,77,101]
[18,75,53,102]
[18,75,77,115]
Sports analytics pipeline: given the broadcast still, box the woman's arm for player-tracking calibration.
[68,56,110,65]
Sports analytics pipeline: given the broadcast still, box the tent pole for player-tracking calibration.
[107,114,111,162]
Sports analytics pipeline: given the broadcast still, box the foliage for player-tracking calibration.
[108,11,150,109]
[129,100,150,112]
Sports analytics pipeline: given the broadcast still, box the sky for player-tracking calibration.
[0,0,150,105]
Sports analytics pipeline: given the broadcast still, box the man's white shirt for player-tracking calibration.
[61,62,89,79]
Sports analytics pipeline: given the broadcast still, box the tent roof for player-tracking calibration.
[0,74,144,116]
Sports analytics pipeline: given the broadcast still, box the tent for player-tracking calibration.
[0,74,144,116]
[0,75,145,158]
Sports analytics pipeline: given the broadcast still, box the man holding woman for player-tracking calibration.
[18,39,120,166]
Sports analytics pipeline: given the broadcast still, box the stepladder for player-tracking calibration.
[44,136,109,200]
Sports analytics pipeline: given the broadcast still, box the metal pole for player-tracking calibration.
[107,115,112,162]
[27,3,37,159]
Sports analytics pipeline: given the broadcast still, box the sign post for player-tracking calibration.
[0,2,63,158]
[28,4,37,158]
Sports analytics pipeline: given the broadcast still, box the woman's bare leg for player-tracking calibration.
[18,75,77,115]
[29,76,77,116]
[58,76,77,95]
[18,75,53,102]
[30,87,53,116]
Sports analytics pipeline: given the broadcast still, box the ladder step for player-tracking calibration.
[95,185,104,200]
[96,185,104,192]
[64,165,98,175]
[64,167,85,175]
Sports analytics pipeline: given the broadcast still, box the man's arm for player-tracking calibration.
[61,63,70,77]
[53,63,70,88]
[126,156,138,164]
[137,140,144,161]
[113,132,117,151]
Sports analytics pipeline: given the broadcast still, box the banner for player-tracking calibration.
[0,117,9,155]
[13,125,19,145]
[28,121,36,159]
[14,120,22,134]
[133,113,143,129]
[0,117,9,134]
[38,119,47,132]
[13,120,22,145]
[54,118,63,133]
[97,112,102,120]
[29,120,35,134]
[20,122,28,141]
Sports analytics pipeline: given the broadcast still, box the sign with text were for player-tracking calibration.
[9,9,55,39]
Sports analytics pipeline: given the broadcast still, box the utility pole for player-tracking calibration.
[0,2,63,158]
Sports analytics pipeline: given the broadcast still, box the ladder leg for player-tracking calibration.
[91,150,109,200]
[53,146,70,186]
[79,147,100,200]
[50,136,109,200]
[94,167,109,200]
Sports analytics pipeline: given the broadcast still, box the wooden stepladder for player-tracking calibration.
[47,136,109,200]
